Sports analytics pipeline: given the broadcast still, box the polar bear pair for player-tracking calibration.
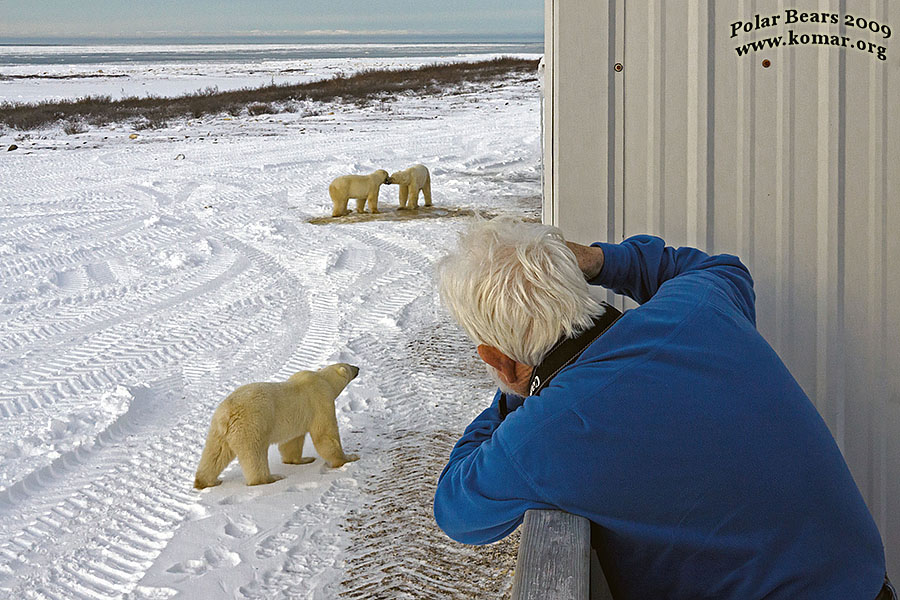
[329,164,431,217]
[194,363,359,489]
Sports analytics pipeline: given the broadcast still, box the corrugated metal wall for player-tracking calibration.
[544,0,899,578]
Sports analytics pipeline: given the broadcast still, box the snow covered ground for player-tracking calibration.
[0,54,540,598]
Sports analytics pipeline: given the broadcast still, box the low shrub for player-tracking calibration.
[0,58,540,131]
[247,102,275,116]
[62,120,87,135]
[133,117,169,131]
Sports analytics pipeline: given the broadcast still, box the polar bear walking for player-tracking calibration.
[329,170,390,217]
[193,363,360,489]
[388,164,432,210]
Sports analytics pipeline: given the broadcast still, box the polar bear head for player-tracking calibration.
[387,169,409,185]
[373,169,390,185]
[319,362,360,387]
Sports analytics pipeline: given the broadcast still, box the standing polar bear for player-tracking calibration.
[388,164,432,210]
[329,169,390,217]
[193,363,360,489]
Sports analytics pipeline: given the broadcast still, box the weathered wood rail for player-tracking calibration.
[510,509,613,600]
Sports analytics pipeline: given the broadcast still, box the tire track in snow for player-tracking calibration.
[217,224,434,599]
[120,225,386,600]
[337,313,518,599]
[0,239,247,415]
[340,431,519,600]
[0,238,328,599]
[0,220,390,599]
[211,232,340,382]
[0,377,199,600]
[0,232,230,354]
[0,221,323,499]
[0,378,183,522]
[0,283,300,494]
[235,478,363,600]
[230,220,520,599]
[317,224,521,599]
[0,218,200,345]
[0,208,141,283]
[0,274,295,477]
[0,172,162,263]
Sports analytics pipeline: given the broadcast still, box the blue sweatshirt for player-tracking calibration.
[433,235,885,600]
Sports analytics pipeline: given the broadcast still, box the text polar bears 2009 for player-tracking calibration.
[730,9,891,61]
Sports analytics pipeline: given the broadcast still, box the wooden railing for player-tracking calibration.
[510,509,613,600]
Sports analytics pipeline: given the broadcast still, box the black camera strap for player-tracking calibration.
[528,302,623,396]
[498,302,623,418]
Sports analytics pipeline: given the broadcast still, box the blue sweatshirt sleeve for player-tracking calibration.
[433,391,552,544]
[591,235,756,323]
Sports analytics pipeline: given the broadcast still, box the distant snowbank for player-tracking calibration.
[1,43,542,104]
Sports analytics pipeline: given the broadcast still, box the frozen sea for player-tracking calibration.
[0,39,543,103]
[0,43,542,598]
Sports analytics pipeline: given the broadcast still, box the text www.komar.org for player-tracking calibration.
[732,9,891,61]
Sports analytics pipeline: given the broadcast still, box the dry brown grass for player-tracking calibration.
[0,57,540,131]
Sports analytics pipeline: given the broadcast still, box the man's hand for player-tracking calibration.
[565,241,605,280]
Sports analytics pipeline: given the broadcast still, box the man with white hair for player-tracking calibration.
[433,216,889,600]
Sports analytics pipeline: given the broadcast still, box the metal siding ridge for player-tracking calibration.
[736,0,747,260]
[542,0,557,227]
[864,0,891,538]
[869,0,887,528]
[646,1,660,236]
[608,0,620,245]
[667,4,690,245]
[753,2,779,340]
[705,0,717,252]
[614,0,626,247]
[842,0,873,500]
[747,0,758,271]
[878,0,899,577]
[775,0,791,356]
[657,0,668,238]
[686,0,707,249]
[611,0,627,308]
[815,0,847,444]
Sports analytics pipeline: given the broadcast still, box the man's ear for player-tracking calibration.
[477,345,518,384]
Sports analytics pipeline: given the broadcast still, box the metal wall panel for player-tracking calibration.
[543,0,619,246]
[545,0,900,578]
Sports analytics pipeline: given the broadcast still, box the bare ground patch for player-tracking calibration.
[307,205,499,225]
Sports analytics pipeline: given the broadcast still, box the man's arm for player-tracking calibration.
[433,391,552,545]
[566,240,604,280]
[570,235,755,322]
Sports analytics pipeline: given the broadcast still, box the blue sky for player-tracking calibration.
[0,1,543,40]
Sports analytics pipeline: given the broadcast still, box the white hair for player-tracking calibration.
[436,215,604,366]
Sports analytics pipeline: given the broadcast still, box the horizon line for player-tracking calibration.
[0,31,544,43]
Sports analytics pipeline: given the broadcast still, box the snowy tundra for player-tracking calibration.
[0,55,539,599]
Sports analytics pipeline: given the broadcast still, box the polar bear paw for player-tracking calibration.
[194,477,223,490]
[330,454,359,468]
[248,474,284,486]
